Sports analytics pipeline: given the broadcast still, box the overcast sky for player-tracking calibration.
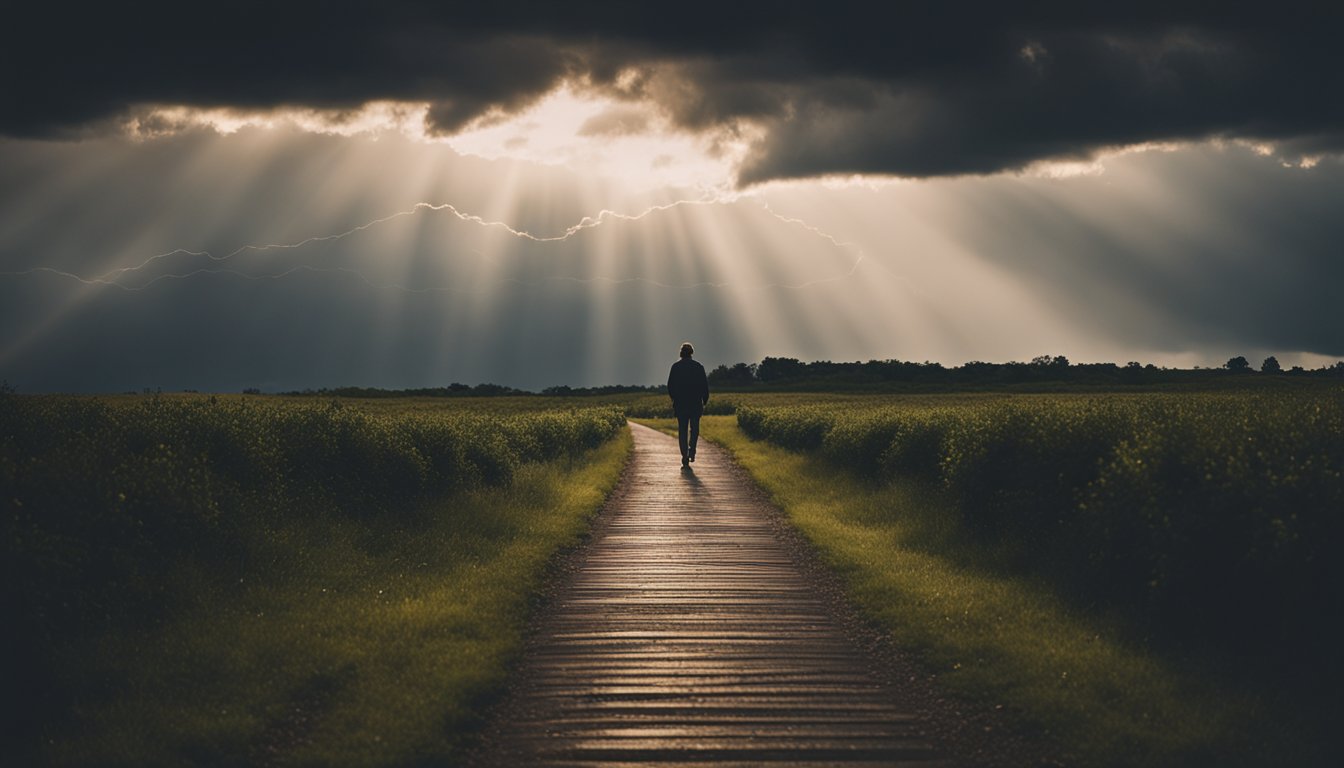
[2,2,1341,391]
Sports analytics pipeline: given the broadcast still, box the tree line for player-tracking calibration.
[120,353,1340,397]
[705,354,1344,390]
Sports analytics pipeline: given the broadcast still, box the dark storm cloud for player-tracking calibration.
[3,2,1343,181]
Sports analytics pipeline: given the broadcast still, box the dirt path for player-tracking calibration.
[471,422,953,766]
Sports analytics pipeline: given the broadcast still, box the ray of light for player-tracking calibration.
[0,194,879,294]
[0,189,880,376]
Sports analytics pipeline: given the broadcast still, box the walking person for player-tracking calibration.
[667,342,710,468]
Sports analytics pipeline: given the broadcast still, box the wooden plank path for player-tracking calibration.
[473,422,947,767]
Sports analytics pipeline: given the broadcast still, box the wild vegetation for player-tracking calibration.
[7,381,1339,764]
[1,390,628,765]
[735,392,1344,653]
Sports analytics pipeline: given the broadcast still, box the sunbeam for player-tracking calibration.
[0,195,876,294]
[2,121,1340,392]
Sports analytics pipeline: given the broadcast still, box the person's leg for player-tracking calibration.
[677,413,690,463]
[688,413,700,460]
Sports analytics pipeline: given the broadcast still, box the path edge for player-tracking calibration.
[461,422,642,766]
[688,419,1072,768]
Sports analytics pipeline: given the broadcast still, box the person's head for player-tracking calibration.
[679,342,694,359]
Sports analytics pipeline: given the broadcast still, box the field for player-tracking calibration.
[5,385,1341,765]
[1,391,629,765]
[645,386,1342,764]
[736,391,1344,648]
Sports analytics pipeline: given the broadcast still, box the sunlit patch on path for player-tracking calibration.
[474,423,946,766]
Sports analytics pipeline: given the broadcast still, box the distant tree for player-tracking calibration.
[242,387,262,395]
[708,362,757,387]
[756,357,805,382]
[1225,356,1251,372]
[1261,356,1281,374]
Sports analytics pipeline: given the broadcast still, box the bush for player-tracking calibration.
[1,394,626,644]
[735,391,1344,654]
[737,404,834,450]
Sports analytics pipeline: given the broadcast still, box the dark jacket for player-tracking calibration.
[667,357,710,416]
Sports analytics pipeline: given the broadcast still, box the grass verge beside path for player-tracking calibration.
[38,428,632,767]
[640,416,1317,767]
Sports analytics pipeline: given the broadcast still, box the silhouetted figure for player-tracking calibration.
[667,342,710,468]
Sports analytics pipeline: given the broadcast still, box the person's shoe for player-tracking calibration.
[689,452,696,462]
[681,456,690,467]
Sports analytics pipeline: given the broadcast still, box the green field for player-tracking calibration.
[5,385,1341,765]
[641,386,1342,765]
[1,392,630,765]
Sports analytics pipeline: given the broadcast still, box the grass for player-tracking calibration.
[25,427,632,766]
[642,415,1327,767]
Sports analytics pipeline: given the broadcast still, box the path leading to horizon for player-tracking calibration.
[473,422,947,766]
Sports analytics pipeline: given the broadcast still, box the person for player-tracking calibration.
[667,341,710,467]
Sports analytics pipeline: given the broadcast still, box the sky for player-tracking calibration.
[1,1,1341,392]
